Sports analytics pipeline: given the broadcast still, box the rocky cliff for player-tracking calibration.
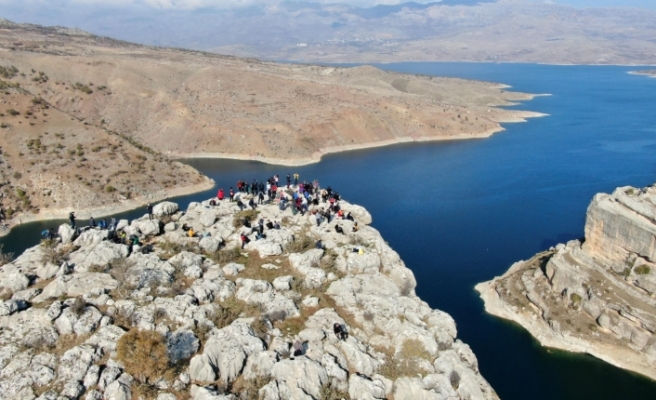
[476,185,656,381]
[0,190,497,399]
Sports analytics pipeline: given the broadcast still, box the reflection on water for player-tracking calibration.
[2,63,656,400]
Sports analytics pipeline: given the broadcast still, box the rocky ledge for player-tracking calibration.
[0,190,497,399]
[476,185,656,381]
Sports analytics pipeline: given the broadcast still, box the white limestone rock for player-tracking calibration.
[154,201,179,217]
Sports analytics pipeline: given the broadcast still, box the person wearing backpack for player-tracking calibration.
[240,232,250,249]
[69,211,76,228]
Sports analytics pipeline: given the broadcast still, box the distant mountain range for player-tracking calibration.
[2,0,656,64]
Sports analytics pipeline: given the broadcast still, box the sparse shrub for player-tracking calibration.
[400,279,414,296]
[290,277,306,293]
[251,317,270,342]
[265,310,287,323]
[450,370,461,390]
[6,109,19,116]
[69,297,87,317]
[635,265,651,275]
[88,264,108,273]
[209,303,241,329]
[319,381,351,400]
[286,233,314,254]
[363,310,374,321]
[209,245,242,264]
[233,209,259,228]
[154,308,167,322]
[0,244,14,266]
[116,329,169,384]
[230,375,272,400]
[40,239,69,265]
[105,185,116,193]
[569,293,582,305]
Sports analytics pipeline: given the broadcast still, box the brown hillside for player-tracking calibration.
[0,24,541,165]
[0,22,541,232]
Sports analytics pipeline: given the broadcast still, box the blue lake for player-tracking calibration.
[2,63,656,399]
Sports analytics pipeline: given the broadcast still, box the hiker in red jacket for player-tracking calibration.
[217,188,225,201]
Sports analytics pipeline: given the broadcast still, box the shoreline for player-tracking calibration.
[171,111,548,167]
[274,57,656,68]
[475,278,656,382]
[0,177,215,238]
[0,110,546,237]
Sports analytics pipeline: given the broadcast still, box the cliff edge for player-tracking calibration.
[476,185,656,381]
[0,188,497,399]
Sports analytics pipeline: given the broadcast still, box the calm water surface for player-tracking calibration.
[3,63,656,399]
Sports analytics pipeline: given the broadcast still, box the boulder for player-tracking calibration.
[68,241,128,271]
[270,358,328,400]
[349,374,388,400]
[168,330,200,363]
[154,201,179,217]
[200,237,221,253]
[192,321,266,384]
[223,263,245,277]
[249,240,283,257]
[59,223,76,244]
[103,380,131,400]
[133,219,161,237]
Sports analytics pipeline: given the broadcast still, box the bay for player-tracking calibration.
[3,63,656,399]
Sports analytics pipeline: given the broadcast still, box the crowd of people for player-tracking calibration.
[209,174,360,249]
[41,171,360,257]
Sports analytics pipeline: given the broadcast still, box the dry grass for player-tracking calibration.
[116,329,170,384]
[285,232,315,254]
[52,333,91,357]
[320,381,351,400]
[208,245,244,264]
[69,297,87,317]
[39,238,71,265]
[0,244,14,266]
[374,339,432,380]
[230,374,271,400]
[233,209,260,228]
[157,239,196,260]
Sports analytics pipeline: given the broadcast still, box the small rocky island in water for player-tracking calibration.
[0,187,497,399]
[477,185,656,381]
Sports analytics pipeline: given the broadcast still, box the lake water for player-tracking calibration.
[3,63,656,399]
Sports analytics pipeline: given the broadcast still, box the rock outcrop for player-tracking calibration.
[0,190,497,399]
[476,185,656,381]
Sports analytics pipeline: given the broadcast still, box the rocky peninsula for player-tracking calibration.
[0,188,497,399]
[476,185,656,381]
[630,70,656,78]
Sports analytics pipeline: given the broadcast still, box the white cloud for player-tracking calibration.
[0,0,443,11]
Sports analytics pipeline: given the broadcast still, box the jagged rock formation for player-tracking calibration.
[476,185,656,381]
[0,190,497,399]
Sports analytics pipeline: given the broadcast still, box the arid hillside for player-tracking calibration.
[0,22,541,232]
[0,21,541,165]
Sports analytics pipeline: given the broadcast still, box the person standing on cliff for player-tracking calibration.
[229,187,234,202]
[286,174,291,188]
[147,203,153,220]
[294,173,299,186]
[69,211,76,228]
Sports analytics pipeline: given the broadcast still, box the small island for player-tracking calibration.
[0,189,498,399]
[629,70,656,78]
[476,185,656,381]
